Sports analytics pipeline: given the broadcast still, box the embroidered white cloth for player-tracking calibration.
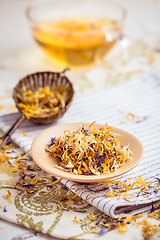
[0,69,160,218]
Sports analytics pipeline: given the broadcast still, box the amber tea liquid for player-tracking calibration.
[32,17,118,69]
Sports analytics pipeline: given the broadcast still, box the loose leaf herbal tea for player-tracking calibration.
[16,86,68,119]
[45,122,132,175]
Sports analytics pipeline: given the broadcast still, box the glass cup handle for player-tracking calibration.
[98,31,132,69]
[105,31,132,50]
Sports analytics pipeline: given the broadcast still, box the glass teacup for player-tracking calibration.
[26,0,126,70]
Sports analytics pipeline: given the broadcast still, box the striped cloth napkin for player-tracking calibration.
[0,69,160,218]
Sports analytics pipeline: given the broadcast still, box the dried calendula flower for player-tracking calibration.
[3,190,12,204]
[45,122,132,175]
[138,219,160,239]
[73,216,82,224]
[16,86,67,119]
[88,212,96,221]
[0,151,18,173]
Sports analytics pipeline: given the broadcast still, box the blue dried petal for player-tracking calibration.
[85,130,90,135]
[51,137,55,142]
[113,147,117,157]
[30,175,36,178]
[6,150,16,154]
[20,174,25,179]
[81,125,90,135]
[124,198,130,202]
[151,203,155,212]
[63,186,68,190]
[48,137,56,147]
[6,140,12,145]
[97,159,102,167]
[51,176,56,181]
[110,224,116,229]
[81,125,85,130]
[134,203,140,206]
[98,167,103,171]
[74,210,87,213]
[90,143,94,148]
[91,160,95,169]
[95,151,99,159]
[20,158,32,161]
[155,177,160,183]
[82,223,87,226]
[27,166,35,171]
[61,197,68,201]
[154,189,158,194]
[98,227,107,235]
[23,184,34,187]
[136,116,148,123]
[115,220,123,224]
[3,206,7,212]
[103,221,108,224]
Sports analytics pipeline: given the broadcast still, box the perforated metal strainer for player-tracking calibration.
[0,69,74,150]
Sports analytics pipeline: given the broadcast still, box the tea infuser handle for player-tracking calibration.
[0,114,26,150]
[61,68,70,75]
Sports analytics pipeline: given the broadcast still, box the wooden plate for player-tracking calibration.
[31,122,144,183]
